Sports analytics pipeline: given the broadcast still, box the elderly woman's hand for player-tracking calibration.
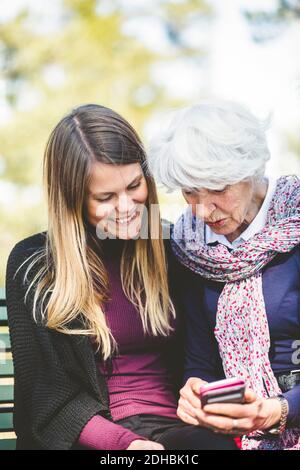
[201,390,282,435]
[177,377,208,425]
[177,380,282,435]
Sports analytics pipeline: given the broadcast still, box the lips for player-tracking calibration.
[206,218,227,227]
[208,219,224,224]
[108,209,139,225]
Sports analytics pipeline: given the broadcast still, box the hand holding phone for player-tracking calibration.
[199,377,246,407]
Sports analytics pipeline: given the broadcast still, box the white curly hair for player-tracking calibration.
[148,100,271,191]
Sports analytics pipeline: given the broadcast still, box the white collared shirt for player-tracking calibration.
[205,178,277,250]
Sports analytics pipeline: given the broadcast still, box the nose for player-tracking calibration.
[195,202,216,220]
[117,194,135,215]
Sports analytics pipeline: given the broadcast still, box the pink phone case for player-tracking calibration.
[200,378,246,406]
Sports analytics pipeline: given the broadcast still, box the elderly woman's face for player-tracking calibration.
[182,179,265,240]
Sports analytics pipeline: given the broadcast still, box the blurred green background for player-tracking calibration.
[1,0,300,284]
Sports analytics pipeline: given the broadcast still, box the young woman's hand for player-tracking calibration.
[126,439,165,450]
[177,377,208,425]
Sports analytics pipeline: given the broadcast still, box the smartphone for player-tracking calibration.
[199,377,246,407]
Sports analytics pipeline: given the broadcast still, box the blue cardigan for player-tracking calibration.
[175,245,300,428]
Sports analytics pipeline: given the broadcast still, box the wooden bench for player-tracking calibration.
[0,286,16,450]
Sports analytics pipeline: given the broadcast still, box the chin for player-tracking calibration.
[211,224,236,236]
[116,222,142,240]
[116,232,133,240]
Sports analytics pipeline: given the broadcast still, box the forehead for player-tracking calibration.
[88,162,142,193]
[185,180,250,194]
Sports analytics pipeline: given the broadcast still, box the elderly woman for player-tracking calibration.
[148,100,300,450]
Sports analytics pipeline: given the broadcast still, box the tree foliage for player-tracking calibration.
[0,0,211,282]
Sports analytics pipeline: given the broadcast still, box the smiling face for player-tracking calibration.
[85,161,148,240]
[182,178,268,242]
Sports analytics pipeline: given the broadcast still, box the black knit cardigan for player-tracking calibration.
[5,232,185,450]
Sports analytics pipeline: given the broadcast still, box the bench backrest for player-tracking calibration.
[0,287,16,450]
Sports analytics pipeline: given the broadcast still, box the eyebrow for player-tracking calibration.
[92,173,143,197]
[183,186,227,194]
[183,187,199,192]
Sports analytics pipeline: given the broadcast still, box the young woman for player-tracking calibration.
[5,104,237,450]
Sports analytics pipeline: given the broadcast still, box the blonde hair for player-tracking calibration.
[20,104,175,361]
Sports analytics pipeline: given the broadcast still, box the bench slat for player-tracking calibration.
[0,359,14,376]
[0,332,11,350]
[0,412,13,430]
[0,385,14,403]
[0,306,7,321]
[0,290,15,450]
[0,441,17,450]
[0,403,13,411]
[0,434,16,451]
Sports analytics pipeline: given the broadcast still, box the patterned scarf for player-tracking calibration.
[171,175,300,450]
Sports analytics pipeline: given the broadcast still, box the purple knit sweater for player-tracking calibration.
[78,239,178,450]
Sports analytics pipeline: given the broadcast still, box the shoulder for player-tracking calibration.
[5,232,48,326]
[6,231,47,280]
[8,231,47,260]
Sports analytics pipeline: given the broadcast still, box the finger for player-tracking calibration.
[180,386,202,410]
[203,402,253,418]
[148,443,165,450]
[244,388,257,403]
[193,406,213,425]
[231,418,257,434]
[177,407,200,426]
[195,409,239,433]
[196,410,255,435]
[178,397,198,418]
[191,380,208,396]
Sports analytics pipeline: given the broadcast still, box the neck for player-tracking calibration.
[85,221,128,259]
[100,236,127,259]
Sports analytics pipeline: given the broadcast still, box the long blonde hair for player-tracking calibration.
[20,104,175,360]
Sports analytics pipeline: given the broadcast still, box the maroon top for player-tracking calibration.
[78,238,178,450]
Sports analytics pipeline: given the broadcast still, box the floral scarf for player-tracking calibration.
[171,175,300,450]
